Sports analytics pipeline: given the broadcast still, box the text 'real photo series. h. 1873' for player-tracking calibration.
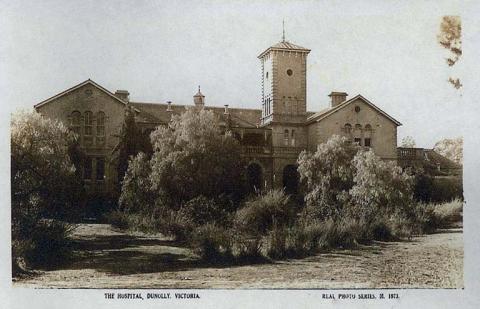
[10,6,463,289]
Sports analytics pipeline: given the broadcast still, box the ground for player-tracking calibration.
[13,223,463,289]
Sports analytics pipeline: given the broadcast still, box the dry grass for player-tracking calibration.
[13,223,463,289]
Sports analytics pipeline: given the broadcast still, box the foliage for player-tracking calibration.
[114,105,151,191]
[189,224,232,260]
[400,136,416,148]
[297,135,358,220]
[432,198,463,228]
[434,137,463,165]
[11,110,83,219]
[149,108,245,208]
[234,190,293,235]
[349,150,414,222]
[119,152,155,214]
[11,110,80,273]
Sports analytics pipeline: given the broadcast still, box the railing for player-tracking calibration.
[242,146,272,155]
[273,146,304,154]
[397,147,424,159]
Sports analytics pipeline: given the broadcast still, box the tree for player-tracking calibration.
[297,135,359,219]
[11,110,82,272]
[11,110,82,219]
[349,150,414,220]
[400,136,416,148]
[113,105,151,192]
[149,107,245,208]
[434,137,463,164]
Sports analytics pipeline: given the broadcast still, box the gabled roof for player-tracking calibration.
[258,40,311,58]
[307,94,402,126]
[34,79,139,112]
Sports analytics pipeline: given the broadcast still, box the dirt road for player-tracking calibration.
[14,224,463,289]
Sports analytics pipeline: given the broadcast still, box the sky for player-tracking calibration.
[0,0,476,148]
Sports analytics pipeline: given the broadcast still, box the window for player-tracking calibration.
[71,111,81,135]
[84,111,93,136]
[286,69,293,76]
[96,158,105,181]
[344,123,352,134]
[354,138,361,145]
[84,157,92,180]
[291,130,296,146]
[284,129,289,146]
[364,138,371,147]
[355,124,362,131]
[365,124,372,131]
[96,111,105,136]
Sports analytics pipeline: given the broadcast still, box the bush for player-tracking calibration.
[24,220,75,268]
[104,210,130,230]
[178,195,234,228]
[190,224,232,260]
[234,190,293,235]
[432,198,463,228]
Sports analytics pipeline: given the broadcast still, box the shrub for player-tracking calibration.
[104,210,130,230]
[432,198,463,228]
[178,195,234,228]
[266,224,288,259]
[234,190,293,235]
[190,224,232,260]
[24,220,76,268]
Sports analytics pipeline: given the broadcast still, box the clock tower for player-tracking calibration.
[258,39,310,125]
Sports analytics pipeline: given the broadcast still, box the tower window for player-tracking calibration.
[266,72,269,79]
[284,129,289,146]
[286,69,293,76]
[291,130,296,146]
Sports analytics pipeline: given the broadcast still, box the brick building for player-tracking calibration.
[34,38,403,195]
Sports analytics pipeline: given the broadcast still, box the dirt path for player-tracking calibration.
[14,224,463,289]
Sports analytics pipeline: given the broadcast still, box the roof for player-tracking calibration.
[130,101,262,128]
[258,40,311,58]
[307,94,402,126]
[34,79,139,111]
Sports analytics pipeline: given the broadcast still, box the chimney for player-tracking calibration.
[328,91,348,108]
[224,104,229,114]
[115,90,130,102]
[166,101,172,112]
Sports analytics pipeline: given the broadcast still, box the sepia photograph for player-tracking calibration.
[1,0,479,308]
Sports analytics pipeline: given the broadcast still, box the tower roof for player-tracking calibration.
[258,40,311,58]
[194,85,204,97]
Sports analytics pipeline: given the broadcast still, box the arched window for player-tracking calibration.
[291,129,296,146]
[84,111,93,136]
[96,111,105,136]
[71,111,81,135]
[354,124,362,146]
[284,129,289,146]
[364,124,372,147]
[344,123,352,134]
